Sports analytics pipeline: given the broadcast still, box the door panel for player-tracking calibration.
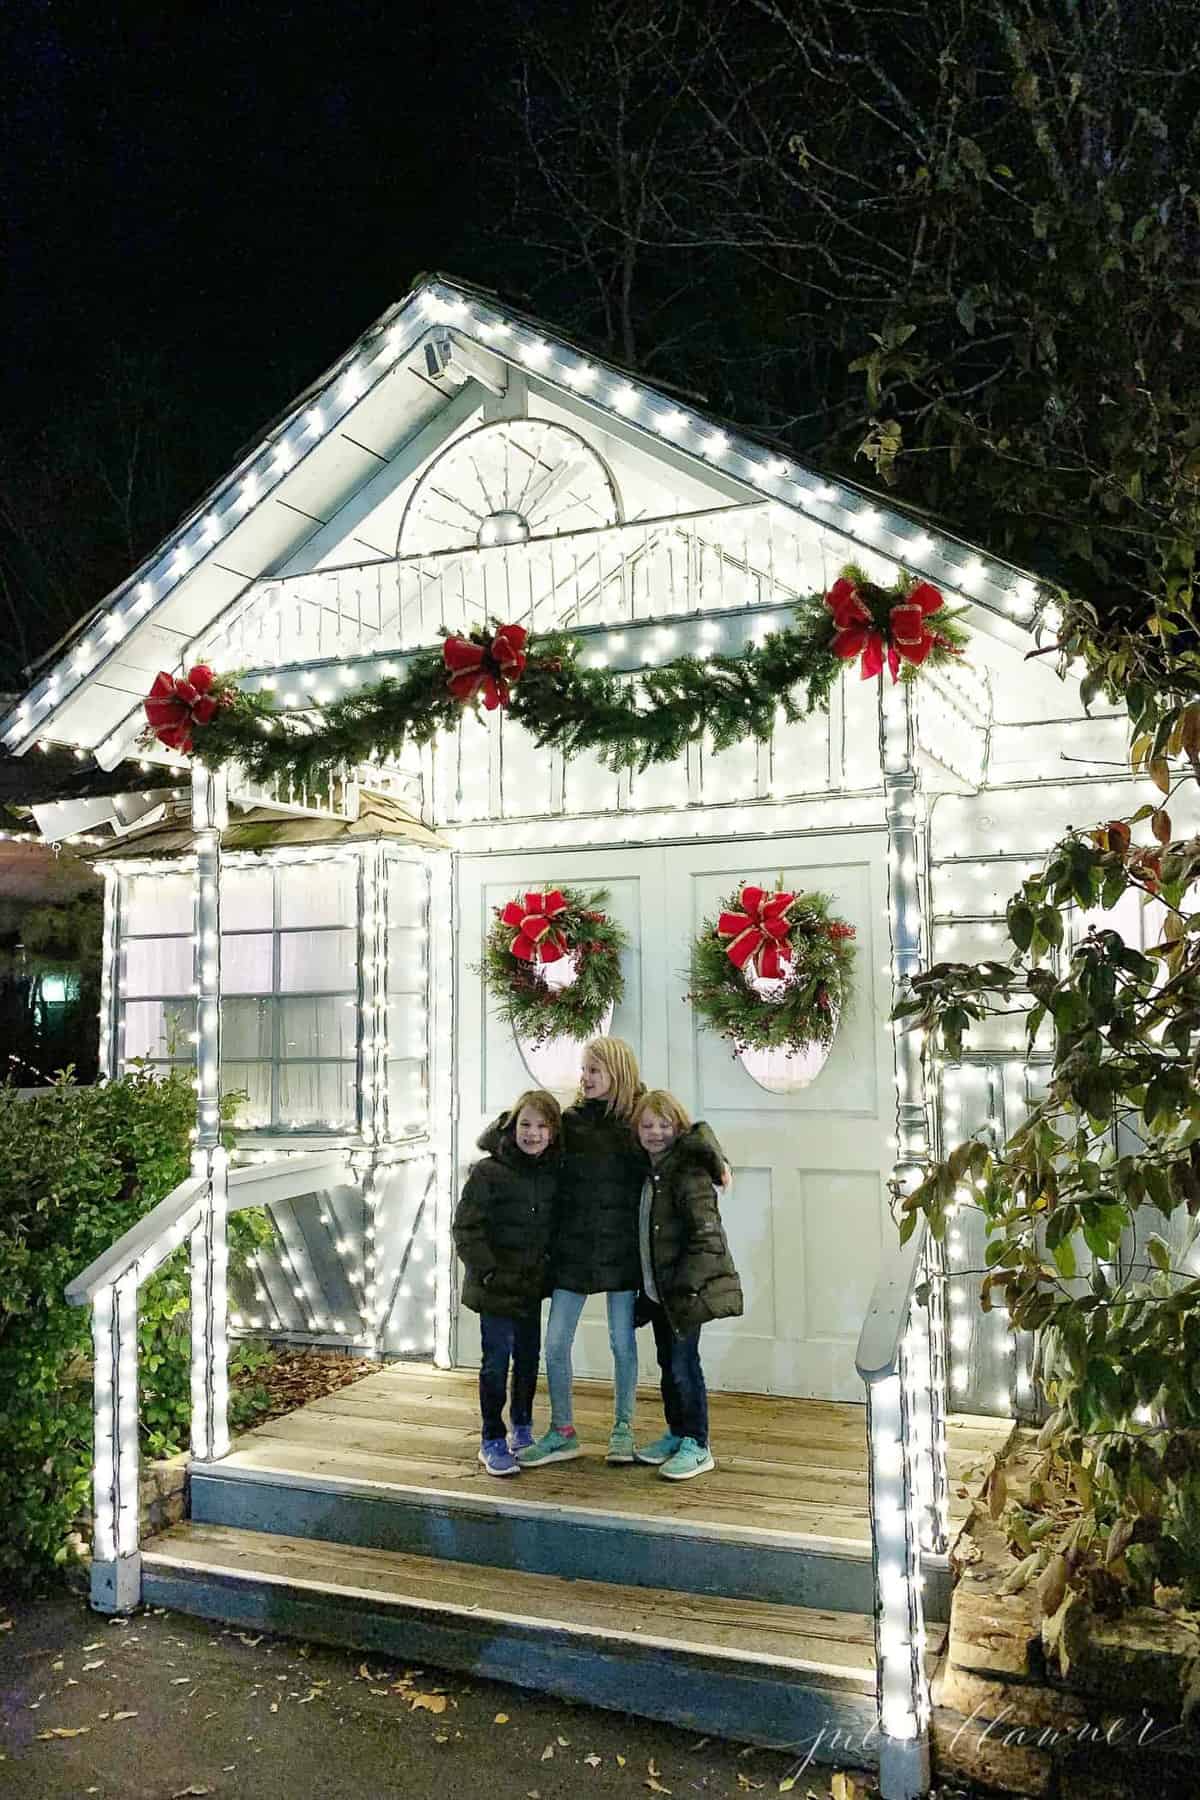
[455,831,893,1400]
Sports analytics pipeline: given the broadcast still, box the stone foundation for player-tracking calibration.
[139,1451,189,1537]
[933,1439,1200,1796]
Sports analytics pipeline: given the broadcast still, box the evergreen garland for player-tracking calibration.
[170,570,968,788]
[687,885,858,1055]
[481,886,628,1047]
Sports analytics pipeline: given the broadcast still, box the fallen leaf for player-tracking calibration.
[649,1760,660,1777]
[645,1782,673,1796]
[171,1788,212,1798]
[269,1702,278,1714]
[37,1726,92,1739]
[557,1735,570,1746]
[82,1660,105,1672]
[831,1776,861,1800]
[541,1744,555,1761]
[238,1634,263,1648]
[411,1692,448,1715]
[82,1641,103,1652]
[527,1792,541,1799]
[0,1620,13,1631]
[52,1659,64,1672]
[617,1755,627,1768]
[737,1778,765,1792]
[495,1712,509,1724]
[98,1712,111,1721]
[585,1753,602,1768]
[435,1733,449,1743]
[171,1677,191,1685]
[778,1778,797,1794]
[113,1712,138,1722]
[689,1738,710,1751]
[369,1688,389,1696]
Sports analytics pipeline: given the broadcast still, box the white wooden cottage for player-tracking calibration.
[4,276,1136,1795]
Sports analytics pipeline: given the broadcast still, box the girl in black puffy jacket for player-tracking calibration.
[453,1089,561,1477]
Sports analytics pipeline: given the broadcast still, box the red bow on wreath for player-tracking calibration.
[824,578,950,683]
[443,623,529,711]
[501,890,569,963]
[717,885,795,981]
[143,665,225,754]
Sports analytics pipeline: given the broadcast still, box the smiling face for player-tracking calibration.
[637,1109,678,1161]
[515,1103,553,1158]
[580,1051,613,1101]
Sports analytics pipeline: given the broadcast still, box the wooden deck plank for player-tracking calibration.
[217,1440,875,1547]
[145,1521,882,1678]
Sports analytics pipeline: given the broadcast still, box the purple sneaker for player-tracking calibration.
[509,1423,535,1455]
[478,1436,520,1477]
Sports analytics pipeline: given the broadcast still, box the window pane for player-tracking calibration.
[224,997,274,1059]
[222,933,273,994]
[222,1061,272,1128]
[279,929,356,993]
[387,859,427,928]
[278,859,356,928]
[387,928,427,994]
[123,872,193,935]
[280,996,357,1059]
[278,1062,356,1128]
[222,866,273,931]
[386,996,427,1060]
[388,1059,428,1136]
[123,1000,195,1061]
[123,937,191,998]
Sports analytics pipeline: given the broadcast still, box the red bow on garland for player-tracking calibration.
[717,885,796,981]
[501,890,569,963]
[824,578,950,682]
[143,665,226,754]
[443,623,529,711]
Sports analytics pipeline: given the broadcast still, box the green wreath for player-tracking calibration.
[687,882,857,1055]
[482,885,628,1048]
[170,567,969,789]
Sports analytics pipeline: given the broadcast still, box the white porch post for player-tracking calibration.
[189,765,230,1460]
[89,1271,141,1610]
[871,680,948,1799]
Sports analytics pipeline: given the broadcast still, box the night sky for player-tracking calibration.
[4,2,518,454]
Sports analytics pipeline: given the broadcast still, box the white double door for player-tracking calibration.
[454,829,895,1401]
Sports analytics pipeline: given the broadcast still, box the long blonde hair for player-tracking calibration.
[579,1036,645,1121]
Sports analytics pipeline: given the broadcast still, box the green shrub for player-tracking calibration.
[0,1068,272,1585]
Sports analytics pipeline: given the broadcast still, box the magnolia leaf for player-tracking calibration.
[988,1461,1008,1520]
[37,1727,91,1739]
[1000,1551,1039,1595]
[410,1693,448,1715]
[1149,755,1171,793]
[645,1784,673,1797]
[112,1711,138,1722]
[1037,1553,1069,1616]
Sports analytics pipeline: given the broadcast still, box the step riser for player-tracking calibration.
[191,1469,879,1613]
[141,1562,881,1768]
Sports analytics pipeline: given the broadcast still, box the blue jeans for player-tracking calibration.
[545,1287,638,1429]
[646,1298,708,1447]
[478,1309,541,1443]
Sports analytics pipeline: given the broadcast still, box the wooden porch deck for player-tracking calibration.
[214,1362,1009,1553]
[140,1367,1012,1768]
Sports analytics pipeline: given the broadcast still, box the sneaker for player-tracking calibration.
[478,1437,520,1477]
[633,1431,682,1467]
[508,1423,535,1455]
[606,1421,636,1465]
[659,1437,715,1481]
[517,1426,583,1467]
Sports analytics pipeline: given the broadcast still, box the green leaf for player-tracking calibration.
[1146,1235,1172,1272]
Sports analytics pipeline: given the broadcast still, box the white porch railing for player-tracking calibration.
[856,1215,950,1800]
[65,1149,349,1612]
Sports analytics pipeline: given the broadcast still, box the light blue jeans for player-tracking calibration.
[544,1287,638,1430]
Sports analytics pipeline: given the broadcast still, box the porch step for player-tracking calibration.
[190,1455,886,1615]
[142,1520,887,1763]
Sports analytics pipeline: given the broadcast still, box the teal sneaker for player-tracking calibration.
[517,1426,583,1467]
[606,1421,636,1465]
[633,1431,682,1466]
[659,1437,715,1481]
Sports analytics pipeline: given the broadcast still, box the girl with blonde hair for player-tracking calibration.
[517,1037,647,1466]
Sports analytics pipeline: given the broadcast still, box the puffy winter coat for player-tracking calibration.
[640,1125,743,1338]
[452,1129,559,1317]
[550,1098,647,1294]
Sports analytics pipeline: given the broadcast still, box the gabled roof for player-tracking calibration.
[1,275,1046,768]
